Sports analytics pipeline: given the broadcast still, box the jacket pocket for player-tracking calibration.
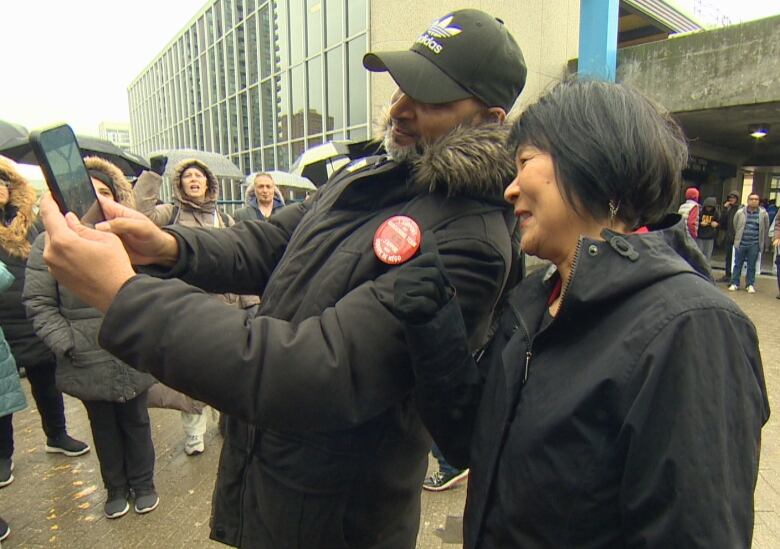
[247,462,350,549]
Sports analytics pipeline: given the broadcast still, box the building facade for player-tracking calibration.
[129,0,370,174]
[98,122,133,151]
[128,0,703,177]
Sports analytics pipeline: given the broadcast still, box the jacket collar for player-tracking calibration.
[512,215,712,322]
[331,123,514,209]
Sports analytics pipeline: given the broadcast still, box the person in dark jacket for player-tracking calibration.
[391,79,769,548]
[36,9,526,548]
[0,157,88,482]
[233,173,284,222]
[0,257,27,542]
[718,190,740,281]
[23,157,158,519]
[696,196,719,261]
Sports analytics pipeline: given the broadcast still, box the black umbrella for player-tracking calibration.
[0,121,150,177]
[75,135,150,177]
[0,120,32,160]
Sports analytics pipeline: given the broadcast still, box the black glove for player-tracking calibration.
[394,231,452,323]
[150,155,168,176]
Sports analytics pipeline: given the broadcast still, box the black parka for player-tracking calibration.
[405,216,769,548]
[22,157,155,403]
[98,124,518,548]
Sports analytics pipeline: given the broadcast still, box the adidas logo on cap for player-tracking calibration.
[415,15,462,54]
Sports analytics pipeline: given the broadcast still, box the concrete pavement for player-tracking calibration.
[0,276,777,548]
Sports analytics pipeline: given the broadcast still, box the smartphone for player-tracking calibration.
[29,124,105,225]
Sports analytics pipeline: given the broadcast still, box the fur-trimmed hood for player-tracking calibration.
[0,156,36,259]
[378,114,515,200]
[83,156,135,208]
[171,158,220,212]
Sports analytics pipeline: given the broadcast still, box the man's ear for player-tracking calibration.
[486,107,507,124]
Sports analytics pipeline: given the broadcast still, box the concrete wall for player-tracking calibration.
[367,0,580,136]
[617,15,780,112]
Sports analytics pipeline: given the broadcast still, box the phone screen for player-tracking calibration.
[32,125,104,225]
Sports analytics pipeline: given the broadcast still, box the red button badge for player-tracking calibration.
[373,216,421,265]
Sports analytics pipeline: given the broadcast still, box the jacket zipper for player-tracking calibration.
[554,237,584,318]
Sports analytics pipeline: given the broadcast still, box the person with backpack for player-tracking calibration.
[678,187,700,239]
[133,159,256,456]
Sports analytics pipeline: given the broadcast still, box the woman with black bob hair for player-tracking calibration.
[392,79,769,548]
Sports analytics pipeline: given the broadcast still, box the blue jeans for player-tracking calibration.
[432,443,460,476]
[731,243,760,287]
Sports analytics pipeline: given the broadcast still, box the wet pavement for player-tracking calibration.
[0,274,778,548]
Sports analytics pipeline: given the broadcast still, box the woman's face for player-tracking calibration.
[504,146,594,264]
[181,167,208,201]
[91,178,115,201]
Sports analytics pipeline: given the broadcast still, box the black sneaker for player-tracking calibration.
[0,458,13,488]
[45,434,90,457]
[422,469,469,492]
[104,488,130,519]
[133,488,159,514]
[0,516,9,541]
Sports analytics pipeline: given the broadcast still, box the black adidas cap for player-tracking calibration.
[363,9,527,113]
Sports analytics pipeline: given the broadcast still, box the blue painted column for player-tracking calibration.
[578,0,619,81]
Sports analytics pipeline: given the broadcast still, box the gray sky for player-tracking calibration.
[0,0,207,135]
[0,0,778,136]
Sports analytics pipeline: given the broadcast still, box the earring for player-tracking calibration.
[609,200,620,222]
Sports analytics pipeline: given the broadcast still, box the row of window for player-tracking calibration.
[129,0,370,174]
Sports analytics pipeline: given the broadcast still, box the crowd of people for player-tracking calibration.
[0,7,774,549]
[677,185,780,297]
[0,156,280,536]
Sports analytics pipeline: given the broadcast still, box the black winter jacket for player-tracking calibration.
[24,235,155,403]
[98,124,517,548]
[405,216,769,548]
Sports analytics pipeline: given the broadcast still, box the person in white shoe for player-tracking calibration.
[132,158,258,456]
[729,193,770,293]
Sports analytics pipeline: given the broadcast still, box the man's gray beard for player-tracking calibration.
[382,126,422,163]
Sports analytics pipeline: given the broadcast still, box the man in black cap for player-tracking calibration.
[38,9,526,548]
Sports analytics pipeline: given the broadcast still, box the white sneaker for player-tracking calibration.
[184,434,204,456]
[746,285,756,294]
[728,284,738,291]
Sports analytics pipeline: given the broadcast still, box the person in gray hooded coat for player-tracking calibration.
[23,157,158,519]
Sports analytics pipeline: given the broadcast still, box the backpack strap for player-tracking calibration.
[170,205,180,225]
